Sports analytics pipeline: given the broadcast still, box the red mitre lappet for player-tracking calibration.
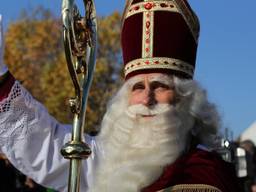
[121,0,200,79]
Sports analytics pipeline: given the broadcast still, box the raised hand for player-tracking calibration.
[0,14,8,76]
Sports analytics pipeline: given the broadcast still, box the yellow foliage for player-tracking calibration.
[4,8,122,134]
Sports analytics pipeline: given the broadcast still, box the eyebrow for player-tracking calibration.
[129,74,171,83]
[128,77,144,88]
[129,75,174,90]
[149,75,172,85]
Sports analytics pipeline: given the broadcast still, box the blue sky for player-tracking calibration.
[1,0,256,139]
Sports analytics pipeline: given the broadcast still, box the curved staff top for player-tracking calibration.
[60,0,97,192]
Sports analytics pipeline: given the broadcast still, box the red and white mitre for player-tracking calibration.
[121,0,200,79]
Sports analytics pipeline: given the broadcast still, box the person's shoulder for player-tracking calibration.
[184,146,235,176]
[173,147,240,192]
[142,147,241,192]
[183,146,229,169]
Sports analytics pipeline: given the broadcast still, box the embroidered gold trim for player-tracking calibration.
[124,57,194,77]
[125,1,179,19]
[142,9,154,58]
[158,184,222,192]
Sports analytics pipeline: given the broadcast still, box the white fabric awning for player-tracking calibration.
[240,121,256,145]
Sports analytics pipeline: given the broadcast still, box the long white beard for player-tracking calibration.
[88,103,194,192]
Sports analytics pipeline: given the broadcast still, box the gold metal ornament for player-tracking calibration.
[60,0,97,191]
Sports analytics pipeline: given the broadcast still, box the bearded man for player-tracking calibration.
[0,1,239,192]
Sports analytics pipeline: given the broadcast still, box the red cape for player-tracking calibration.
[0,73,15,101]
[142,148,240,192]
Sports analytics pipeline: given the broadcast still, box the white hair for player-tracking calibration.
[88,74,221,191]
[105,75,221,148]
[173,76,221,148]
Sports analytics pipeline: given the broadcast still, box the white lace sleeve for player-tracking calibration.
[0,81,92,191]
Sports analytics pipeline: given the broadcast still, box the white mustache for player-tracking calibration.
[125,104,172,118]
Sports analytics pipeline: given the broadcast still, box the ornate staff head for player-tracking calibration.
[61,0,97,191]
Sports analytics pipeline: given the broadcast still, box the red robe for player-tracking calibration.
[142,148,240,192]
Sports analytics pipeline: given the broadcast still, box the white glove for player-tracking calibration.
[0,14,8,76]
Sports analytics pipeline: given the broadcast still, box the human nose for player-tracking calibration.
[141,88,156,107]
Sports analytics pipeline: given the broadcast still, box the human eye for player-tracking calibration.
[132,82,145,91]
[151,81,171,91]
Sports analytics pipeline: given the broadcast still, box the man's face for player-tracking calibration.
[93,73,191,191]
[129,73,175,108]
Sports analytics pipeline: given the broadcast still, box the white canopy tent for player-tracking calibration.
[240,121,256,145]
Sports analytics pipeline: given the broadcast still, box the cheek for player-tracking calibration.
[156,90,175,104]
[129,92,142,105]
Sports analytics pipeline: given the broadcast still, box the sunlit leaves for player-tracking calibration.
[4,8,122,134]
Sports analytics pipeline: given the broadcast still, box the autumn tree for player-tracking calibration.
[86,12,122,132]
[5,7,63,101]
[4,7,122,134]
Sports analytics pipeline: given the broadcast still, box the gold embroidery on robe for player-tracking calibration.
[157,184,222,192]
